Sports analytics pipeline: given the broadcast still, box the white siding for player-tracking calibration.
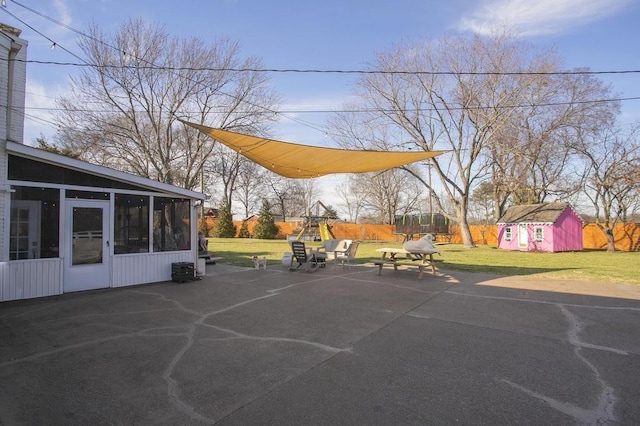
[8,35,27,143]
[111,252,195,287]
[0,29,28,263]
[0,258,63,301]
[0,151,7,263]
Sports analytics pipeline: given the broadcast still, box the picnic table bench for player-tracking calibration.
[371,247,437,279]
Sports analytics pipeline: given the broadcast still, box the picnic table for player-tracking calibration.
[372,247,437,279]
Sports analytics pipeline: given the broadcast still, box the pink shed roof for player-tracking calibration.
[496,202,580,225]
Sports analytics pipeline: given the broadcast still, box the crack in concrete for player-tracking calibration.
[408,289,625,423]
[1,282,350,424]
[130,283,351,423]
[502,304,618,424]
[161,324,215,425]
[445,290,640,312]
[0,332,138,368]
[200,323,352,354]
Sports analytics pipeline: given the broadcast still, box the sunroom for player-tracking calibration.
[1,141,205,301]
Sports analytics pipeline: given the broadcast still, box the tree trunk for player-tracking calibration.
[604,227,616,252]
[458,216,476,249]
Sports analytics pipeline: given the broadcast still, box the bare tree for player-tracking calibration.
[234,160,267,218]
[262,174,303,221]
[336,180,366,223]
[209,144,243,211]
[488,68,619,217]
[328,32,620,248]
[297,179,322,216]
[329,33,536,247]
[55,18,280,191]
[343,169,424,224]
[573,124,640,252]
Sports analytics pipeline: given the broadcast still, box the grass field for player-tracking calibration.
[207,238,640,285]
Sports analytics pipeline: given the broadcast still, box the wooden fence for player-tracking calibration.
[202,218,640,252]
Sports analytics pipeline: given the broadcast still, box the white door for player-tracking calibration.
[518,223,528,249]
[64,200,111,292]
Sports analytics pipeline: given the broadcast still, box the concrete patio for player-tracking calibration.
[1,262,639,425]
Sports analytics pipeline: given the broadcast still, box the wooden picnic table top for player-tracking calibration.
[376,247,439,255]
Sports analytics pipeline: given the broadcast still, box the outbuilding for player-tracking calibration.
[0,24,205,302]
[496,202,583,252]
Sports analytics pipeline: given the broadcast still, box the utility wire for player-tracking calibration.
[3,57,640,77]
[0,6,88,64]
[2,0,330,135]
[4,0,639,141]
[6,95,640,115]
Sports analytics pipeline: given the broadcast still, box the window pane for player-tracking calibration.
[10,187,60,260]
[153,197,191,252]
[534,227,544,242]
[72,208,103,265]
[66,190,110,200]
[9,155,146,191]
[114,194,149,254]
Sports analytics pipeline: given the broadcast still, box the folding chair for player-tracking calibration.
[289,241,322,272]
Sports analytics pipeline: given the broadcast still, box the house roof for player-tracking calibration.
[496,202,575,224]
[6,141,205,200]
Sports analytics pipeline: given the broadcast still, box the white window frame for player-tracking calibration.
[534,226,544,242]
[10,200,41,260]
[505,226,512,241]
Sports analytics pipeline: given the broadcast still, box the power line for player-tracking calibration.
[0,6,88,64]
[7,95,640,115]
[3,57,640,77]
[2,0,327,135]
[4,0,639,142]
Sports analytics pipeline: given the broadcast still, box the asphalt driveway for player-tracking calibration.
[1,262,639,425]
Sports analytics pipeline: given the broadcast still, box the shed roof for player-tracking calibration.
[496,202,573,224]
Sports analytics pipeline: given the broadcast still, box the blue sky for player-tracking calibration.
[3,0,639,145]
[2,0,639,211]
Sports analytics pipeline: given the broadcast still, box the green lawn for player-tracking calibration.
[207,238,640,285]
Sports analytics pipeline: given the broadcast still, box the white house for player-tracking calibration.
[0,24,205,302]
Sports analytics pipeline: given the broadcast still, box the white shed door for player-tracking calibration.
[518,223,528,248]
[64,200,111,292]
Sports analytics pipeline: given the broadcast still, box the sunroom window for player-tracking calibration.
[153,197,190,252]
[114,194,150,254]
[10,187,60,260]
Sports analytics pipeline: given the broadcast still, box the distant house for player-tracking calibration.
[0,24,205,302]
[496,203,583,252]
[205,208,218,218]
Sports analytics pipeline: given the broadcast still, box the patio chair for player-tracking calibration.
[289,241,323,272]
[316,239,351,261]
[335,241,359,268]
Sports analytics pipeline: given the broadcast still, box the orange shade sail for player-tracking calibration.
[181,120,445,179]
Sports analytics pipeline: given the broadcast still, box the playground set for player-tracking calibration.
[295,200,337,241]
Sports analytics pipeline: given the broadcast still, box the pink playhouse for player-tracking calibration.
[496,203,583,252]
